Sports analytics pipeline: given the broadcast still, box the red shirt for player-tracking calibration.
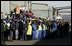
[28,13,33,17]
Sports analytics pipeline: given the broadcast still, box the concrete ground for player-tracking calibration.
[5,33,71,45]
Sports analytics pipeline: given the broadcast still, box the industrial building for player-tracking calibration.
[1,1,71,21]
[1,1,71,45]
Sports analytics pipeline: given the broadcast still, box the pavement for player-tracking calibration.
[5,33,71,45]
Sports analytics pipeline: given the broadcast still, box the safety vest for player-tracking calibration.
[38,24,42,31]
[27,23,32,35]
[43,24,47,30]
[6,23,10,29]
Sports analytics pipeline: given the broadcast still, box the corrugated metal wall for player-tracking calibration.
[61,15,71,21]
[10,1,25,11]
[48,6,54,20]
[1,1,10,14]
[31,4,48,18]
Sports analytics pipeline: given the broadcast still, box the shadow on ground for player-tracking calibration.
[5,32,71,45]
[33,33,71,45]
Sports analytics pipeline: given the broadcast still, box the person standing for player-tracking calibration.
[4,16,10,41]
[1,19,5,45]
[42,22,47,39]
[45,20,50,39]
[64,22,69,37]
[28,10,33,18]
[37,20,42,39]
[14,6,21,40]
[32,20,37,40]
[60,20,65,37]
[18,19,24,40]
[22,20,27,41]
[50,20,57,38]
[56,21,61,37]
[9,20,14,41]
[21,10,27,41]
[25,11,29,18]
[10,19,16,40]
[26,20,32,40]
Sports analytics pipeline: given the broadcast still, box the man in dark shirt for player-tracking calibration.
[1,19,5,45]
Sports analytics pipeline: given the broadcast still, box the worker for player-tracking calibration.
[42,22,47,39]
[64,22,69,37]
[28,10,33,18]
[22,19,27,41]
[56,20,60,37]
[9,19,14,41]
[21,12,27,41]
[50,20,57,39]
[37,20,42,39]
[60,20,65,37]
[18,19,23,40]
[26,19,32,40]
[32,20,37,40]
[4,16,10,41]
[45,20,50,39]
[1,19,5,45]
[13,6,21,40]
[15,21,19,40]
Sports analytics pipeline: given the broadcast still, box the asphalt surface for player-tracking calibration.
[5,34,71,45]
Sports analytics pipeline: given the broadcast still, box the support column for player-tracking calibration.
[25,1,32,11]
[25,1,29,11]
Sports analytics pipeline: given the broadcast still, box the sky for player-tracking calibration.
[32,1,71,7]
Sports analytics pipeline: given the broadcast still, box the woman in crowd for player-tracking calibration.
[26,19,32,40]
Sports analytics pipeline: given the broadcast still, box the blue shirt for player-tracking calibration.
[51,22,57,32]
[32,24,37,31]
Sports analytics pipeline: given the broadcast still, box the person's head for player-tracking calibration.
[27,18,30,23]
[28,20,31,24]
[20,10,23,14]
[26,11,28,13]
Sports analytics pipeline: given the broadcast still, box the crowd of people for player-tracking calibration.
[1,6,71,45]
